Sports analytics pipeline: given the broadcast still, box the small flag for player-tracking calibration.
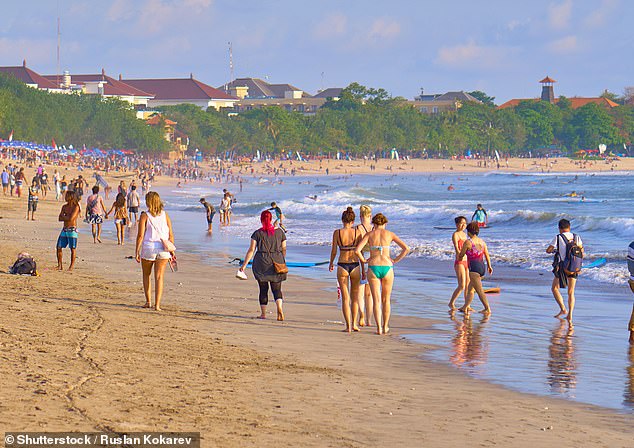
[52,138,57,150]
[8,130,13,141]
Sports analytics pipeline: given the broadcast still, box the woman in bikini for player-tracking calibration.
[458,222,493,315]
[329,207,362,332]
[449,216,469,311]
[356,204,373,327]
[355,213,410,335]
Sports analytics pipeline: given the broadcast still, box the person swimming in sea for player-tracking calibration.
[355,213,410,335]
[471,204,488,228]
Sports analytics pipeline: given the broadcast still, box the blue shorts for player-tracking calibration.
[57,228,78,249]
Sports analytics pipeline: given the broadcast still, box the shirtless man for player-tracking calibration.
[56,190,81,271]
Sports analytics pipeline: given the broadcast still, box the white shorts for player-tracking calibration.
[140,242,171,261]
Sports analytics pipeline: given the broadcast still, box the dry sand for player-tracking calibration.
[0,166,633,447]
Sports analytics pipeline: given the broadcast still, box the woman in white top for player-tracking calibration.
[135,191,175,311]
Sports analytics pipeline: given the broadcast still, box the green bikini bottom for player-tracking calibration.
[369,265,393,279]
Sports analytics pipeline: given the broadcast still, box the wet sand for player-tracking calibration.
[0,174,633,446]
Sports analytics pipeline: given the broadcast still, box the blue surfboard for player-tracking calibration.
[585,258,607,269]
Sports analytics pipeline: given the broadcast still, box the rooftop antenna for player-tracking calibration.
[228,41,234,84]
[56,0,61,87]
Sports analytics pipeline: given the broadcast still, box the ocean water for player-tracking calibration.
[155,171,634,412]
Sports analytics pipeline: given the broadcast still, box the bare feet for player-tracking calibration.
[376,327,383,335]
[154,306,162,311]
[342,328,352,333]
[97,238,102,243]
[257,314,266,319]
[479,308,491,315]
[352,326,360,332]
[56,265,63,271]
[277,309,285,321]
[567,317,574,328]
[383,326,390,334]
[554,310,567,318]
[142,303,151,308]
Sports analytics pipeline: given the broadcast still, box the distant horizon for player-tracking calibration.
[1,1,632,103]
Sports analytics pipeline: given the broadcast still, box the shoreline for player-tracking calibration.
[1,176,633,446]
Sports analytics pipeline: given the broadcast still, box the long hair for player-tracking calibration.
[145,191,164,217]
[114,192,126,208]
[260,210,275,236]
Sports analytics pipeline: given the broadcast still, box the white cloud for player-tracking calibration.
[313,13,347,40]
[506,18,531,31]
[584,0,619,28]
[548,0,573,30]
[436,40,515,69]
[107,0,134,22]
[548,35,578,54]
[0,38,56,66]
[368,17,401,40]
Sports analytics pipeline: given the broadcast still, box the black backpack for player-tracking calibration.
[558,234,583,276]
[10,257,37,276]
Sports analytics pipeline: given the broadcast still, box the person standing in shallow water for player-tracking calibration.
[546,218,583,327]
[449,216,469,311]
[458,222,493,316]
[627,241,634,344]
[355,213,410,335]
[239,210,287,321]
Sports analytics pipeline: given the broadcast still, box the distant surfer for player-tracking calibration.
[471,204,488,228]
[306,195,317,201]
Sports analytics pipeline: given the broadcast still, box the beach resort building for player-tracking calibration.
[0,60,59,91]
[123,75,237,111]
[410,90,482,114]
[42,69,154,109]
[221,78,343,115]
[498,76,620,109]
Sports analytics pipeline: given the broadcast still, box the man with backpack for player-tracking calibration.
[627,241,634,344]
[546,219,584,326]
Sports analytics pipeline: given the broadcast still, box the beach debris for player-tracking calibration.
[325,320,344,325]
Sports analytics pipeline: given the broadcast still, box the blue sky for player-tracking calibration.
[1,0,632,102]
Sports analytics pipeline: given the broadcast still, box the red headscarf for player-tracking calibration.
[260,210,275,236]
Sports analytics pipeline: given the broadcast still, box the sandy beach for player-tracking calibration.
[0,164,633,447]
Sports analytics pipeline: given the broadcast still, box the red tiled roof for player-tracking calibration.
[539,76,556,83]
[145,115,177,126]
[42,73,153,97]
[122,77,236,100]
[0,64,57,89]
[498,97,619,109]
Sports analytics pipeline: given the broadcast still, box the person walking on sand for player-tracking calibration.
[546,218,583,326]
[53,169,61,201]
[449,216,469,311]
[239,210,287,321]
[26,179,39,221]
[56,191,81,271]
[135,191,175,311]
[458,222,493,316]
[269,202,287,232]
[356,204,373,327]
[471,203,488,228]
[15,167,25,197]
[127,185,140,226]
[1,168,9,196]
[627,241,634,344]
[105,193,129,245]
[199,198,215,233]
[85,185,106,243]
[329,207,362,332]
[355,213,410,335]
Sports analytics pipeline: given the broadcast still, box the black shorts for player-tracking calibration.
[129,206,139,214]
[28,201,37,212]
[207,212,215,224]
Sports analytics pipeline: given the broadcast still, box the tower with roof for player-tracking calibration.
[540,76,556,103]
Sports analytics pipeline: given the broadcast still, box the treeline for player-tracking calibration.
[160,82,634,156]
[0,73,168,151]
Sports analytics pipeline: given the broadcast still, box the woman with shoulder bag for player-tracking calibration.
[240,210,287,320]
[135,191,175,311]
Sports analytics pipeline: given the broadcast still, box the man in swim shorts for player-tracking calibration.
[627,241,634,344]
[546,218,583,326]
[471,204,488,227]
[127,185,140,226]
[200,197,215,233]
[57,190,81,271]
